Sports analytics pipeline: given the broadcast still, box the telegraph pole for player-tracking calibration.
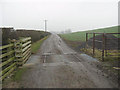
[44,20,47,32]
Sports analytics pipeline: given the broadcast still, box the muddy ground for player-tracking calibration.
[61,34,119,88]
[3,34,119,88]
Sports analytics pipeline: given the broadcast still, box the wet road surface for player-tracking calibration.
[21,34,117,88]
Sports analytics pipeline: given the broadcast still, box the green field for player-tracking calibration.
[60,26,119,41]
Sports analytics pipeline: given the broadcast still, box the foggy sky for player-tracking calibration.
[0,0,119,32]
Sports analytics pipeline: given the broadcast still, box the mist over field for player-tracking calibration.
[0,0,118,32]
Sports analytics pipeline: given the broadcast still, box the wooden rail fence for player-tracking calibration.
[15,37,31,66]
[0,37,31,80]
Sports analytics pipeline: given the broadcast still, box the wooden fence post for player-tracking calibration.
[15,37,31,66]
[14,39,22,66]
[8,39,17,72]
[7,39,11,63]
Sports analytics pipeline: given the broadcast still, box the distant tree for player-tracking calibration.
[60,31,65,34]
[65,29,72,34]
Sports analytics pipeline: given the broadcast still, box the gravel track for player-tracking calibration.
[21,34,118,88]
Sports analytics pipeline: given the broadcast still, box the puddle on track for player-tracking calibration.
[80,54,98,61]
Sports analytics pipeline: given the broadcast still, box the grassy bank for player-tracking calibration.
[31,35,49,54]
[60,26,118,42]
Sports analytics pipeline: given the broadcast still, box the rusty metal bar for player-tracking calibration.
[86,32,119,61]
[85,33,88,52]
[93,33,95,56]
[94,40,102,42]
[105,35,107,57]
[86,33,88,42]
[86,32,120,34]
[102,33,105,61]
[106,38,119,39]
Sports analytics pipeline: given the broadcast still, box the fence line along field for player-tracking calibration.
[85,32,120,61]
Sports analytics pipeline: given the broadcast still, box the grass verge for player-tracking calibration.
[2,67,27,88]
[31,36,49,54]
[12,67,27,82]
[80,47,119,61]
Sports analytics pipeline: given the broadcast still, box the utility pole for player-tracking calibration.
[44,20,47,32]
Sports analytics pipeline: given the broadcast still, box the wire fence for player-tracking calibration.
[85,33,120,61]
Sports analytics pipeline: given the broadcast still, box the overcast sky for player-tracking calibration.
[0,0,119,32]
